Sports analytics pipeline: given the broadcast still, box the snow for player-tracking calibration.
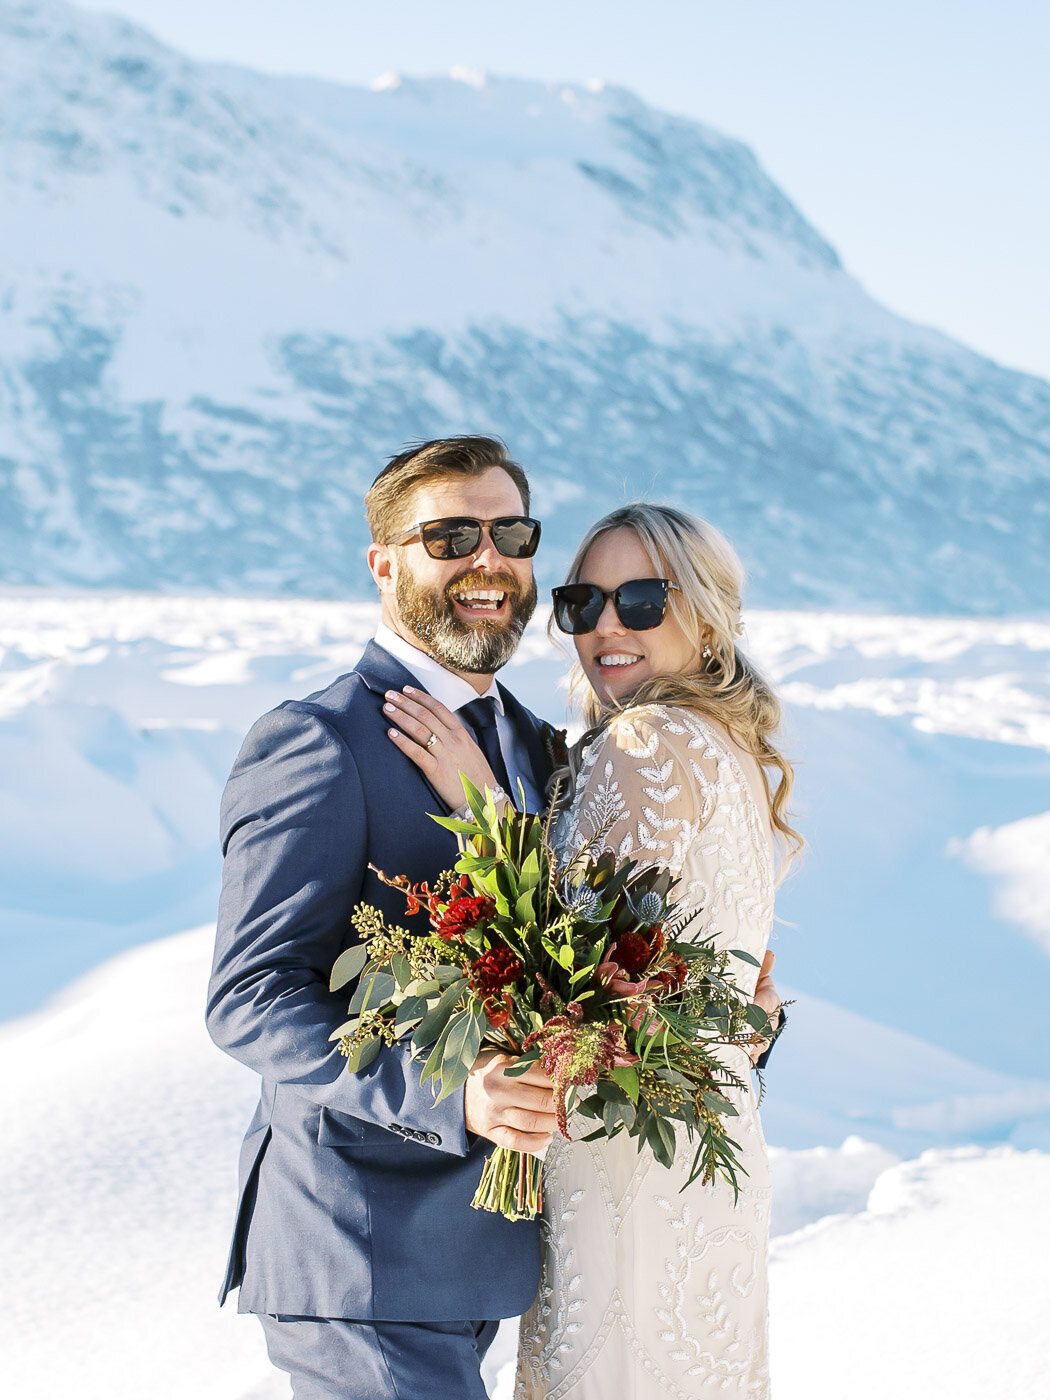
[3,924,1047,1399]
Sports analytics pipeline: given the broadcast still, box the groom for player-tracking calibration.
[207,437,559,1399]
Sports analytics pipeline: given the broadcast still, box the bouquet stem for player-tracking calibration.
[472,1146,543,1221]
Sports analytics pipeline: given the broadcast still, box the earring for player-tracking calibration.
[702,645,713,660]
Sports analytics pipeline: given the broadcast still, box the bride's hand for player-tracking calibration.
[748,950,782,1067]
[383,687,503,812]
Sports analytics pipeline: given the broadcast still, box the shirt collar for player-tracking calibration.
[374,622,504,715]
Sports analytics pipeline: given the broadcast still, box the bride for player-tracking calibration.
[385,502,800,1398]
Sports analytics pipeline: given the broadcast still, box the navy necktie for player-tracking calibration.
[459,697,513,797]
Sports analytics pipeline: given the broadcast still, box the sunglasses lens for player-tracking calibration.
[490,517,542,559]
[419,519,482,559]
[552,584,603,634]
[615,579,669,630]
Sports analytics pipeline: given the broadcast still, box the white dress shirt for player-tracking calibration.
[374,623,542,810]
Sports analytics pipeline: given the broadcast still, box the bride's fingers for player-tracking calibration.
[386,724,439,772]
[391,686,463,733]
[382,693,450,748]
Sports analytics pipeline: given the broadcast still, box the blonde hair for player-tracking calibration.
[561,503,803,857]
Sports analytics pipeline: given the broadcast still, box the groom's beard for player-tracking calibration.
[395,564,538,674]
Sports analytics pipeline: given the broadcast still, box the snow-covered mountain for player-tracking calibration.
[2,0,1047,610]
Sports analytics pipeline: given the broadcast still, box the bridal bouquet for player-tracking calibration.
[331,780,771,1221]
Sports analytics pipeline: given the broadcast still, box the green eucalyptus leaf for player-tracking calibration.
[603,1098,623,1136]
[595,1080,628,1104]
[328,1017,360,1042]
[342,1036,382,1073]
[610,1065,640,1103]
[502,1051,541,1078]
[647,1115,677,1168]
[419,1017,457,1083]
[730,948,762,967]
[393,995,429,1034]
[349,970,397,1014]
[412,979,467,1048]
[390,953,414,988]
[745,1002,772,1032]
[432,1009,484,1102]
[330,943,369,992]
[403,978,440,997]
[701,1089,738,1116]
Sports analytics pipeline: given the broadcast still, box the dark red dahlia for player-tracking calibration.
[470,945,524,995]
[435,893,496,942]
[611,931,654,975]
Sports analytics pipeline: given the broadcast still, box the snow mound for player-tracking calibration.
[769,1147,1050,1397]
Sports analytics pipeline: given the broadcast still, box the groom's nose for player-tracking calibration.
[469,531,504,571]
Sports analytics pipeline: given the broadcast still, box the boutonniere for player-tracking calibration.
[540,721,570,773]
[539,721,572,813]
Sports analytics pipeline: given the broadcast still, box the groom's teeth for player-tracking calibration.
[599,654,640,667]
[454,590,506,609]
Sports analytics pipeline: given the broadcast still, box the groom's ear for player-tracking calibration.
[367,542,397,597]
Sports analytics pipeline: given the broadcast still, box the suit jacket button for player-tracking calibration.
[425,1132,441,1146]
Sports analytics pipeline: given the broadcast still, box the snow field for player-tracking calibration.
[2,927,1048,1399]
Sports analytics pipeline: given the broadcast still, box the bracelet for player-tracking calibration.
[454,787,509,821]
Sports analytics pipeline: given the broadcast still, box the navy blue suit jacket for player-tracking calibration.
[207,642,551,1321]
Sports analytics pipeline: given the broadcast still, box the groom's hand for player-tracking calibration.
[465,1049,558,1155]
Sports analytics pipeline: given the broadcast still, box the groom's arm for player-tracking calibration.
[206,702,471,1155]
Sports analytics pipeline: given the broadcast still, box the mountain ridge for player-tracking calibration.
[1,0,1047,611]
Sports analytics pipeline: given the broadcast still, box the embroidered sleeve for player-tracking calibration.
[564,708,720,877]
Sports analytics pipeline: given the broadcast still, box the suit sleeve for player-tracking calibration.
[206,703,470,1155]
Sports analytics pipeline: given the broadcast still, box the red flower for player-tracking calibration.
[612,931,651,975]
[607,925,665,977]
[471,945,524,995]
[469,946,522,1028]
[435,892,496,942]
[656,953,689,992]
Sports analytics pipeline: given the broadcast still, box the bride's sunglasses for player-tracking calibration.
[552,578,680,635]
[389,515,542,560]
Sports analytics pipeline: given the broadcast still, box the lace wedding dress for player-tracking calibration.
[516,705,776,1400]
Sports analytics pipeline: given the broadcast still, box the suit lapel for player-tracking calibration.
[355,641,453,815]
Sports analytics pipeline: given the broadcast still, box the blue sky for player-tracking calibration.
[75,0,1050,382]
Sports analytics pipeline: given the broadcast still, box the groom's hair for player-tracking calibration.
[365,436,531,543]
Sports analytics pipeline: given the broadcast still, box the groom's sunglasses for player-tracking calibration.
[389,515,542,560]
[552,578,680,635]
